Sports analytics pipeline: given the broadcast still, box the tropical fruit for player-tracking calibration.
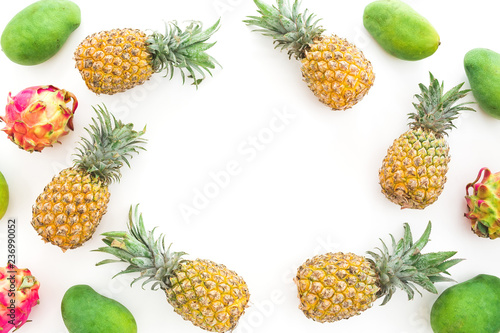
[465,167,500,239]
[1,0,80,65]
[363,0,440,60]
[0,264,40,332]
[61,284,137,333]
[31,105,146,251]
[379,73,474,209]
[1,85,78,152]
[430,274,500,333]
[295,222,462,322]
[0,171,8,219]
[464,48,500,119]
[74,19,220,95]
[95,205,250,332]
[245,0,375,110]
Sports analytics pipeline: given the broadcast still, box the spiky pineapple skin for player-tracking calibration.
[301,35,375,110]
[31,167,110,251]
[165,259,250,332]
[379,128,450,209]
[74,28,154,95]
[295,252,379,323]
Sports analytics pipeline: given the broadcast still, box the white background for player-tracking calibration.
[1,0,499,332]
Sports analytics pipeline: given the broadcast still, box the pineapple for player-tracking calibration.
[295,222,462,322]
[245,0,375,110]
[95,205,250,332]
[31,105,146,251]
[74,19,220,95]
[379,73,474,209]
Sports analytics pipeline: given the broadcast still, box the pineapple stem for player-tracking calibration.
[409,72,475,137]
[94,205,186,290]
[73,104,147,184]
[244,0,325,59]
[147,19,221,87]
[367,221,463,305]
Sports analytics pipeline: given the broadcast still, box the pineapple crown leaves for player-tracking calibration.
[94,205,187,291]
[366,221,463,306]
[73,104,147,184]
[244,0,325,59]
[409,72,475,137]
[146,19,221,87]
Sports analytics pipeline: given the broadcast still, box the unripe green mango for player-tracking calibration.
[1,0,81,65]
[363,0,439,61]
[430,274,500,333]
[0,171,9,219]
[464,48,500,119]
[61,285,137,333]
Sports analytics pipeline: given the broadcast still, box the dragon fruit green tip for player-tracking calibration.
[0,85,78,152]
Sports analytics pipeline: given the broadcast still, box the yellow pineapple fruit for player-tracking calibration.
[379,73,474,209]
[245,0,375,110]
[295,222,462,323]
[31,105,146,251]
[96,205,250,332]
[74,20,220,95]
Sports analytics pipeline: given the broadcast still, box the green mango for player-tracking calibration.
[363,0,439,61]
[61,285,137,333]
[464,48,500,119]
[430,274,500,333]
[0,171,8,219]
[1,0,80,65]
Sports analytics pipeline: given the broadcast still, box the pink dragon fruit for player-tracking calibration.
[0,85,78,152]
[0,264,40,332]
[465,167,500,239]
